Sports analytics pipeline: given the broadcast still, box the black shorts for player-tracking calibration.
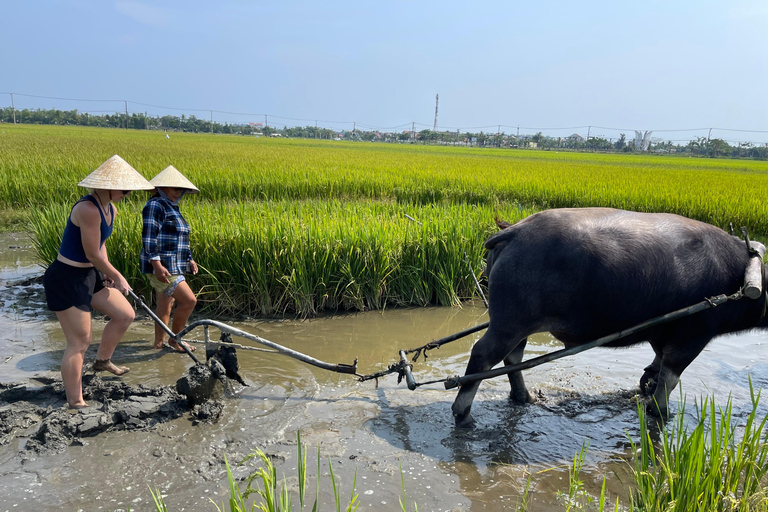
[43,259,106,312]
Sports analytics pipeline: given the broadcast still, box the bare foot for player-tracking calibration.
[153,340,165,349]
[93,359,130,375]
[67,402,89,409]
[166,340,196,353]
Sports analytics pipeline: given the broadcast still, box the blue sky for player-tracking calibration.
[2,1,767,143]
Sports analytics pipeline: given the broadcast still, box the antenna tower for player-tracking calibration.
[433,94,439,131]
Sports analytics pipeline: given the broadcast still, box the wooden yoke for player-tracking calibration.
[741,227,766,299]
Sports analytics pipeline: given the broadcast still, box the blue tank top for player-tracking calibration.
[58,195,114,263]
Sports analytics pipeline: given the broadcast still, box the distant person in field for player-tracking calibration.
[43,155,154,409]
[141,166,199,353]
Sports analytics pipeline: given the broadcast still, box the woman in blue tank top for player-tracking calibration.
[42,155,154,409]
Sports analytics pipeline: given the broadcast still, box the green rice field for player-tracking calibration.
[3,124,768,316]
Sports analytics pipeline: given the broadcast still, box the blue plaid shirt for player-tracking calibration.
[141,195,193,275]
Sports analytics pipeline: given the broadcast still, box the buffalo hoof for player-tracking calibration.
[509,389,534,404]
[639,374,658,396]
[645,400,670,419]
[453,412,476,429]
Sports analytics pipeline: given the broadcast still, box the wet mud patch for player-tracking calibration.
[535,387,641,421]
[371,387,645,470]
[0,368,229,455]
[0,274,50,320]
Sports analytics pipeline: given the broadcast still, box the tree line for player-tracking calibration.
[1,106,765,159]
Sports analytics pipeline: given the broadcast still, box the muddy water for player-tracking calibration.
[1,233,768,511]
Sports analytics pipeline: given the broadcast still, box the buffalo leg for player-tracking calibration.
[648,366,680,417]
[452,326,526,428]
[503,337,532,404]
[647,337,707,417]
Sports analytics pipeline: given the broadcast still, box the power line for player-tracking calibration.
[0,92,124,103]
[2,91,767,141]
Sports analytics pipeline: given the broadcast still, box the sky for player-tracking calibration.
[2,0,767,143]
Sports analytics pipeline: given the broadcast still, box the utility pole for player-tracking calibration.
[707,128,712,142]
[124,100,128,129]
[10,93,16,124]
[412,121,415,142]
[353,121,356,138]
[315,120,318,139]
[210,110,213,123]
[265,115,268,127]
[433,94,439,131]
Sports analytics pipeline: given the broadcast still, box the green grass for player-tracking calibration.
[0,208,28,232]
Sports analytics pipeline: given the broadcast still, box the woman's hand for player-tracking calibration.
[189,260,198,275]
[111,274,132,295]
[153,262,171,284]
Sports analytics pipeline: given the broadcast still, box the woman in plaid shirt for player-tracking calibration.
[141,166,200,353]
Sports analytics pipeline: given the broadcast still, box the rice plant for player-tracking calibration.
[5,124,768,234]
[629,380,768,511]
[30,199,532,316]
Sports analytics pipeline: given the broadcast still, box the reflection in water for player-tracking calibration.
[1,233,768,511]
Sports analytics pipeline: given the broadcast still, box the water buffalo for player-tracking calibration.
[452,207,766,428]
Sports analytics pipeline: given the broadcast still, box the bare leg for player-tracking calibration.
[55,307,92,407]
[166,281,197,352]
[90,287,134,374]
[153,292,174,349]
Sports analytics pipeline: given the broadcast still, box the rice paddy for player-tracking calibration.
[5,124,768,510]
[4,123,768,315]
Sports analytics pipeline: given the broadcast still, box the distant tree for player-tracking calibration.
[590,137,612,151]
[614,133,626,151]
[708,138,731,157]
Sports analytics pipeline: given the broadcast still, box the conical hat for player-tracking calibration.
[150,165,199,194]
[78,155,154,191]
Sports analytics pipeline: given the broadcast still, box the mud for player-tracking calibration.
[0,366,232,455]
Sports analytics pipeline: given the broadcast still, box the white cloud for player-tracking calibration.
[114,1,169,28]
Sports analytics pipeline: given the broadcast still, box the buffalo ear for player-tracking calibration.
[495,216,513,230]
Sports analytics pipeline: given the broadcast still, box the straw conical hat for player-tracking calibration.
[150,165,199,194]
[78,155,154,191]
